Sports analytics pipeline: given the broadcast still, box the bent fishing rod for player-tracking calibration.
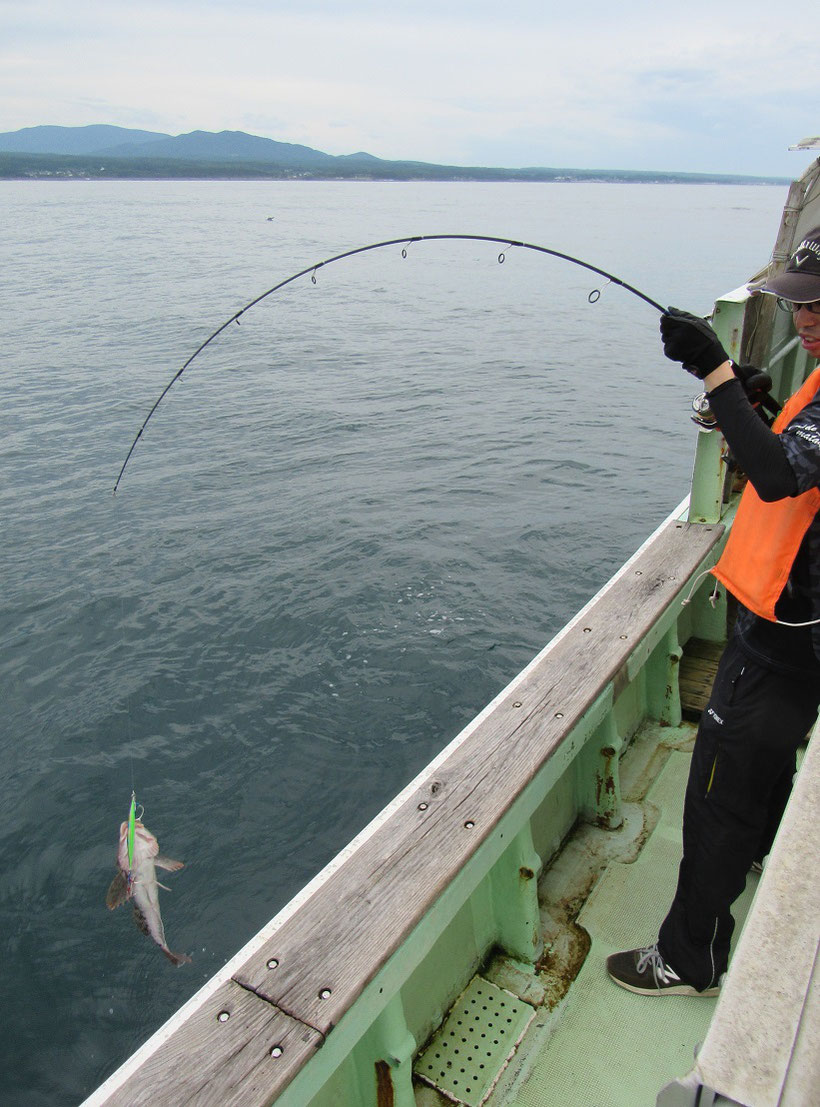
[113,233,667,493]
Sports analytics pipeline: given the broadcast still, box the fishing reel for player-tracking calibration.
[691,392,717,431]
[690,363,781,432]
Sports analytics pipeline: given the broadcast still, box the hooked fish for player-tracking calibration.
[106,815,191,966]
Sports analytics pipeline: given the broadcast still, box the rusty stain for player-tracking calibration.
[594,769,617,810]
[536,923,592,1010]
[595,745,618,810]
[519,866,535,881]
[593,741,621,827]
[375,1060,394,1107]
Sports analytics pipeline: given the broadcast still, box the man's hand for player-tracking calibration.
[731,363,780,425]
[660,307,731,379]
[733,363,773,402]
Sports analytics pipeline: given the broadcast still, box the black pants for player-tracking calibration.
[657,636,820,992]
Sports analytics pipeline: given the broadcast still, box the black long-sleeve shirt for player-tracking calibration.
[708,378,797,500]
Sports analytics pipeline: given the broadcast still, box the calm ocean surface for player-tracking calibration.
[0,179,788,1103]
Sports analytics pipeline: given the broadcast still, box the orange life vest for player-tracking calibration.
[711,367,820,621]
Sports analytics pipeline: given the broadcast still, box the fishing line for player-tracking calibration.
[112,480,144,828]
[116,506,137,837]
[113,233,667,493]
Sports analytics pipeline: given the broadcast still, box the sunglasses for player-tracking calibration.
[776,297,820,315]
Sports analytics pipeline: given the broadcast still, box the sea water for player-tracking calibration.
[0,179,788,1104]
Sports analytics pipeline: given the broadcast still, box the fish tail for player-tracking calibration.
[163,947,192,966]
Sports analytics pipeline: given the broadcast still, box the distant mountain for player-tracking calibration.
[0,125,791,186]
[0,124,380,167]
[96,129,347,166]
[335,151,384,163]
[0,124,172,155]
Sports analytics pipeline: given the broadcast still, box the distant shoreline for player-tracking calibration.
[0,151,789,186]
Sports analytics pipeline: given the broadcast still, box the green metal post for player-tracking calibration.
[645,624,683,726]
[576,712,624,830]
[591,714,624,829]
[488,824,544,965]
[688,429,726,525]
[367,995,417,1107]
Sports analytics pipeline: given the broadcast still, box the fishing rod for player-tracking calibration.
[113,233,667,493]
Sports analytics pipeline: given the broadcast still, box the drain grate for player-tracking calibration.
[414,976,534,1106]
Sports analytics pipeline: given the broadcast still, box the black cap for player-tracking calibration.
[761,227,820,302]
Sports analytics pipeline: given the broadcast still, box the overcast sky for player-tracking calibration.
[1,0,817,177]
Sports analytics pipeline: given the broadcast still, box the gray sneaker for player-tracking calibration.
[606,943,720,997]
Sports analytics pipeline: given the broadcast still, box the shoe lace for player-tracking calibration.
[636,943,680,986]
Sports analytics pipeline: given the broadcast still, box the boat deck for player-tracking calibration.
[417,721,758,1107]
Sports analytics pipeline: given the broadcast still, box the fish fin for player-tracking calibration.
[156,881,172,892]
[106,870,129,910]
[155,856,184,872]
[163,947,192,966]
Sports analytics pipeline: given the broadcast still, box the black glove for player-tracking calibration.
[660,307,730,378]
[732,362,772,401]
[730,363,780,425]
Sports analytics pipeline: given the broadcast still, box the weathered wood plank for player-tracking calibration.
[683,638,725,662]
[679,636,723,715]
[91,981,322,1107]
[233,521,723,1036]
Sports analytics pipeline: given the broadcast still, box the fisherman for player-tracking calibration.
[607,227,820,997]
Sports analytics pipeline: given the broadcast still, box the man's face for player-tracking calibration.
[793,302,820,359]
